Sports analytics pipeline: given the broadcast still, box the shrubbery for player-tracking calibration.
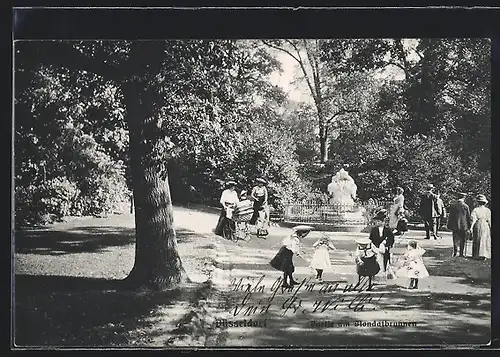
[15,177,79,226]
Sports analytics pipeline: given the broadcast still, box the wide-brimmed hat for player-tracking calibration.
[292,225,314,233]
[372,209,387,221]
[225,180,237,187]
[256,177,267,184]
[476,194,488,204]
[426,183,435,190]
[356,238,371,246]
[456,192,467,198]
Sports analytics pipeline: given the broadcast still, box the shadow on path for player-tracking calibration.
[215,284,490,347]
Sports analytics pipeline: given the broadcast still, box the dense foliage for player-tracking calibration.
[15,38,490,226]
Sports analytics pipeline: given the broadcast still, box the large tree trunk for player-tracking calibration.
[122,84,189,291]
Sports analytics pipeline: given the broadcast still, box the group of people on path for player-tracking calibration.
[269,209,429,291]
[214,178,270,238]
[419,183,491,259]
[388,183,491,259]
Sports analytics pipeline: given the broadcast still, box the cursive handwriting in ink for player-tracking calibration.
[230,275,266,293]
[232,291,272,316]
[318,282,340,294]
[280,278,308,316]
[311,295,346,313]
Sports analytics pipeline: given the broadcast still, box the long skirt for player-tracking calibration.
[310,246,332,271]
[356,256,380,277]
[270,246,294,274]
[388,204,400,229]
[472,219,491,259]
[214,208,226,236]
[249,197,265,225]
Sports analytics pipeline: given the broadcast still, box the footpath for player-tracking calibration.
[171,207,491,347]
[14,206,491,348]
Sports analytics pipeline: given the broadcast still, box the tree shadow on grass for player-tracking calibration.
[13,274,208,347]
[14,226,136,255]
[15,227,206,256]
[423,246,491,289]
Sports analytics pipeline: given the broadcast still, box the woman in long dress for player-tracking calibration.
[470,194,491,260]
[388,187,405,234]
[249,177,269,236]
[270,225,312,288]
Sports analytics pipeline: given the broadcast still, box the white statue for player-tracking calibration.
[327,168,357,207]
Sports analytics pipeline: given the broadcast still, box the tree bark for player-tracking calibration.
[319,123,328,164]
[122,83,189,291]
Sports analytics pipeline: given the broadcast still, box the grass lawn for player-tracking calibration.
[13,213,219,348]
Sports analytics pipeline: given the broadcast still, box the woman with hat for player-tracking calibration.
[470,194,491,259]
[249,177,269,236]
[354,238,380,291]
[270,225,313,288]
[214,180,239,237]
[368,209,395,273]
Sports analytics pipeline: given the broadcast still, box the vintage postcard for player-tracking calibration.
[12,7,493,349]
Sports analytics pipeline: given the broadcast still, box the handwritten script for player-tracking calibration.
[227,275,386,317]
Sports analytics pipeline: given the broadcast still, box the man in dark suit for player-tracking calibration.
[369,209,395,271]
[419,183,440,240]
[447,192,471,257]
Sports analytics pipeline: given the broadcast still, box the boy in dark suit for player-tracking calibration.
[447,192,471,257]
[369,209,395,272]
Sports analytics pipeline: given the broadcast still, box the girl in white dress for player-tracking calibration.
[395,240,429,289]
[310,236,336,282]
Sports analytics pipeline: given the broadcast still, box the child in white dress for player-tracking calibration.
[310,236,336,282]
[395,240,429,289]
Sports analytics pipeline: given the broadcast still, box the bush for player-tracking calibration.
[15,177,80,226]
[71,166,130,217]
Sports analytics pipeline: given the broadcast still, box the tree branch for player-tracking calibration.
[327,109,360,126]
[261,40,301,64]
[18,41,119,81]
[285,40,318,105]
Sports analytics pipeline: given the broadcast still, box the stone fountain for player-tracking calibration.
[323,168,367,231]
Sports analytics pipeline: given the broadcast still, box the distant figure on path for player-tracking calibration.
[249,177,269,236]
[214,180,239,236]
[388,186,405,235]
[446,192,471,257]
[270,225,312,288]
[435,191,446,238]
[369,209,395,272]
[470,194,491,260]
[419,183,440,240]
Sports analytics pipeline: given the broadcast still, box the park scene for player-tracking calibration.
[13,38,490,348]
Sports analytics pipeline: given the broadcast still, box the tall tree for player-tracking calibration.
[262,39,388,163]
[15,40,241,290]
[15,40,284,290]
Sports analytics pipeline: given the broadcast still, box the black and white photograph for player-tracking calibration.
[12,8,493,349]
